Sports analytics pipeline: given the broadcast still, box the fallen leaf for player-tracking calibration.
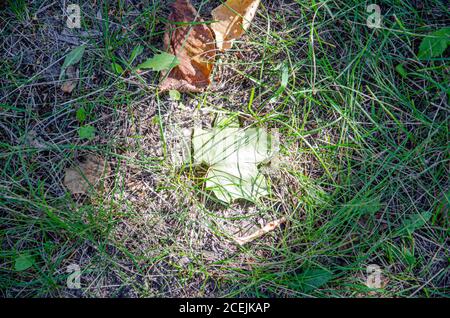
[64,155,109,195]
[233,217,286,246]
[192,127,277,203]
[61,81,77,93]
[60,66,79,93]
[211,0,260,51]
[159,0,216,92]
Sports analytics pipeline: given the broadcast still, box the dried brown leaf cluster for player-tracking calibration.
[160,0,260,92]
[159,0,216,92]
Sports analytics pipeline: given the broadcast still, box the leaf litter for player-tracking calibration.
[64,155,110,195]
[61,0,282,247]
[159,0,216,92]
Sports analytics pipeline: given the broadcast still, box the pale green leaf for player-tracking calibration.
[169,89,181,101]
[78,125,95,140]
[111,62,124,75]
[206,162,268,203]
[192,126,276,203]
[136,52,180,71]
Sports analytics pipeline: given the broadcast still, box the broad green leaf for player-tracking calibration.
[15,254,34,271]
[418,27,450,60]
[76,107,87,123]
[283,268,333,292]
[136,52,180,71]
[169,89,181,101]
[78,125,95,140]
[111,62,124,75]
[60,45,86,80]
[361,196,381,214]
[192,127,277,203]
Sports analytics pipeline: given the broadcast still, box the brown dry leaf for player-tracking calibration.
[61,66,78,94]
[61,81,77,93]
[233,217,286,246]
[64,155,110,195]
[159,0,216,92]
[211,0,260,51]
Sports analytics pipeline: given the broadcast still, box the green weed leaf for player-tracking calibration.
[15,254,34,271]
[136,52,180,71]
[76,107,87,123]
[128,45,144,64]
[111,62,124,75]
[418,27,450,60]
[270,64,289,102]
[395,64,408,78]
[169,89,181,101]
[400,211,432,235]
[300,269,333,292]
[285,268,333,292]
[78,125,95,140]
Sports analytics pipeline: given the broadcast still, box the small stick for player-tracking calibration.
[233,217,286,246]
